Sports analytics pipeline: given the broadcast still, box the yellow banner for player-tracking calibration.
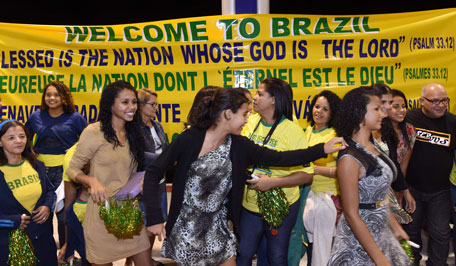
[1,9,455,142]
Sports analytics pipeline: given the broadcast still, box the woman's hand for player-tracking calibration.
[403,189,416,213]
[246,174,275,191]
[147,223,166,241]
[32,206,50,224]
[324,137,348,154]
[58,243,67,261]
[88,178,108,203]
[19,214,31,230]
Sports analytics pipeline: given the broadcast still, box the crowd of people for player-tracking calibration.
[0,79,455,266]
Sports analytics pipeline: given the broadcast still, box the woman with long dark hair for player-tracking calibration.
[144,86,346,266]
[388,89,416,182]
[371,84,416,224]
[328,86,411,266]
[0,120,57,266]
[66,80,152,266]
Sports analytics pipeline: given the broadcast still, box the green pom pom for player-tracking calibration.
[400,240,415,263]
[99,197,144,239]
[256,187,289,227]
[8,229,38,266]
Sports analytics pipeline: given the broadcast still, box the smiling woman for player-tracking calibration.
[25,81,87,258]
[0,120,57,266]
[65,80,152,266]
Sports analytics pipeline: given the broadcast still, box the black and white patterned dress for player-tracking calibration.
[162,136,237,266]
[328,139,412,266]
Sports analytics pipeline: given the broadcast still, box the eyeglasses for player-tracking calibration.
[143,102,158,108]
[422,97,450,105]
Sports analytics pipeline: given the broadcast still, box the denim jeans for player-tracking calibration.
[256,235,268,266]
[46,165,65,248]
[237,200,300,266]
[402,187,451,266]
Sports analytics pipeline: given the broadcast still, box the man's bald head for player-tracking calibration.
[420,83,449,118]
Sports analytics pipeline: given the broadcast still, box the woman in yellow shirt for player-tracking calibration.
[0,120,57,266]
[302,90,342,266]
[237,78,314,266]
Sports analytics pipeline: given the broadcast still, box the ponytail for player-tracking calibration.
[187,87,248,129]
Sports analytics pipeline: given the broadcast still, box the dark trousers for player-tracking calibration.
[403,187,451,266]
[46,165,65,248]
[237,200,300,266]
[450,183,456,264]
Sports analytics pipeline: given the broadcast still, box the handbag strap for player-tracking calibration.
[250,116,281,146]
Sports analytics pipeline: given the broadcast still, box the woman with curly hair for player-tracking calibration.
[66,80,152,266]
[296,90,342,266]
[328,86,411,266]
[25,81,87,256]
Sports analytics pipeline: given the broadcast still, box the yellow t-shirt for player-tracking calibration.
[1,160,42,213]
[450,162,456,186]
[304,126,339,195]
[63,143,78,182]
[242,115,313,213]
[73,200,88,225]
[37,154,65,167]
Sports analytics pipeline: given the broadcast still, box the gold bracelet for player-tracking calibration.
[329,167,333,176]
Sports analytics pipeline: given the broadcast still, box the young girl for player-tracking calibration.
[66,80,152,266]
[62,142,90,266]
[143,87,346,266]
[328,86,411,266]
[0,120,57,266]
[388,89,416,182]
[25,81,87,253]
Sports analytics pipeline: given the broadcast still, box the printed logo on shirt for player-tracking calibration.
[7,174,40,191]
[415,128,451,147]
[249,134,278,148]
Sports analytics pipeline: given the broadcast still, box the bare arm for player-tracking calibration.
[389,208,409,240]
[64,181,78,212]
[399,149,416,213]
[338,156,391,266]
[247,171,313,191]
[313,165,337,178]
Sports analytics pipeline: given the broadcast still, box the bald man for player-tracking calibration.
[404,83,456,266]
